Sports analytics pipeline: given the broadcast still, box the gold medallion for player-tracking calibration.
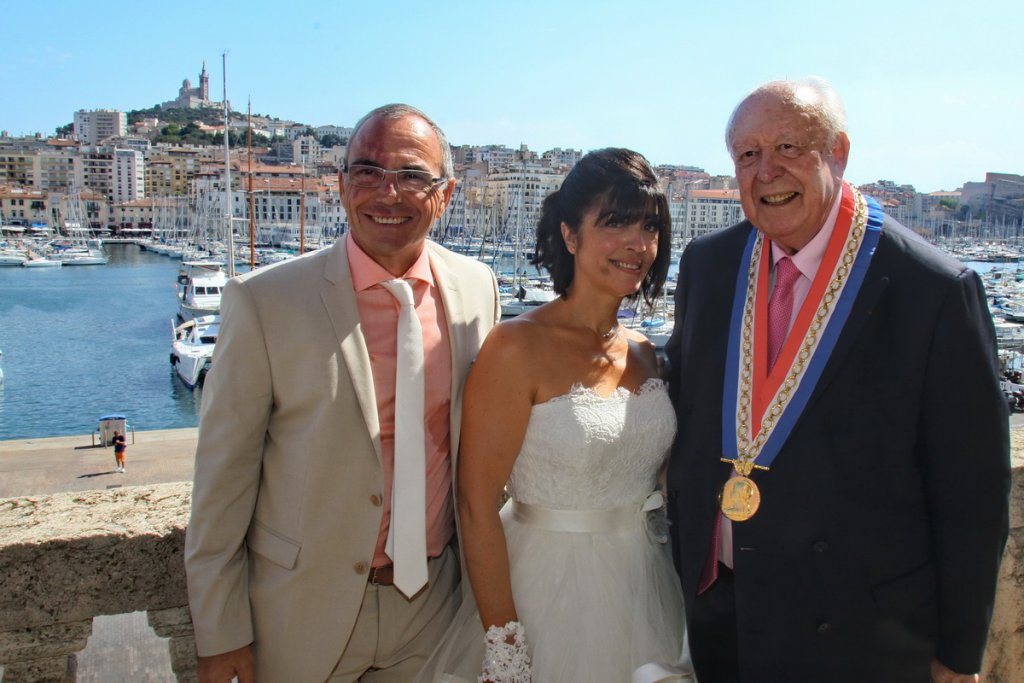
[720,476,761,522]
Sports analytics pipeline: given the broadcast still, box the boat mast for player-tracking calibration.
[222,51,235,277]
[300,155,306,255]
[247,98,256,268]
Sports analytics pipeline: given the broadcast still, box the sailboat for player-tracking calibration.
[51,190,108,265]
[175,53,235,322]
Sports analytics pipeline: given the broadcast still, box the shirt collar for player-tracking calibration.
[346,232,435,292]
[770,187,843,280]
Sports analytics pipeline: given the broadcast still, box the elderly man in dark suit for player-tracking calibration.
[665,78,1010,683]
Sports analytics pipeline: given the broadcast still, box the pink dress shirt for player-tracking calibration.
[346,234,454,568]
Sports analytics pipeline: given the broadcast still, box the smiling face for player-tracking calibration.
[729,91,849,253]
[561,203,660,300]
[340,114,454,275]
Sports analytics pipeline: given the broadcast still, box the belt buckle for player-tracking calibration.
[368,565,393,585]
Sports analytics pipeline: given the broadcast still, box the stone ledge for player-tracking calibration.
[0,483,192,632]
[0,463,1021,682]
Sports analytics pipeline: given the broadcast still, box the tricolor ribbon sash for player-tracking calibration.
[721,184,883,476]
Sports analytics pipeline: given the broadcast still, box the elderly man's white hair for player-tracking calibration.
[725,77,848,152]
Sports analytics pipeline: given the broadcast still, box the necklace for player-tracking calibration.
[599,324,620,341]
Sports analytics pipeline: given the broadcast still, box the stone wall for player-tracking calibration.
[0,483,195,683]
[0,465,1022,682]
[983,442,1024,683]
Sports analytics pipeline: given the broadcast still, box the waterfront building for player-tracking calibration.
[73,110,127,145]
[110,197,179,233]
[0,186,50,229]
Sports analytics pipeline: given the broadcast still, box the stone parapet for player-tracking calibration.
[0,462,1022,681]
[982,445,1024,683]
[0,483,194,682]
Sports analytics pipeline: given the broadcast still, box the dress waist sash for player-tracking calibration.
[508,492,664,534]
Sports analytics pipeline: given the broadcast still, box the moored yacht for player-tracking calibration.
[177,260,228,321]
[170,315,219,388]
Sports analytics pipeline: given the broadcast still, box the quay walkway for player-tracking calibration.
[0,428,198,499]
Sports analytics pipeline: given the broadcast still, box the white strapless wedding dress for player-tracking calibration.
[416,379,692,682]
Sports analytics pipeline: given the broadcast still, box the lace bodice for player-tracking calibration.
[506,378,677,509]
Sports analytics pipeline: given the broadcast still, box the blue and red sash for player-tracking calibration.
[721,184,884,471]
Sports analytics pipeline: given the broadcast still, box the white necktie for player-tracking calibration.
[380,279,428,597]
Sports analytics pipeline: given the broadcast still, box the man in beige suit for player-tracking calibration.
[185,104,501,682]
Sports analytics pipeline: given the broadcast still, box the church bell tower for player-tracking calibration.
[200,62,209,101]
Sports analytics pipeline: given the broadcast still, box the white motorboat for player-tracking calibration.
[500,282,556,318]
[0,250,27,266]
[170,315,219,388]
[53,247,109,266]
[21,256,62,268]
[177,260,228,321]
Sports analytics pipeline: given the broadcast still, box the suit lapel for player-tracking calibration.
[803,231,892,413]
[427,243,468,465]
[320,239,382,462]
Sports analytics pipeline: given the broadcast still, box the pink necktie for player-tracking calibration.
[698,257,803,594]
[767,257,801,369]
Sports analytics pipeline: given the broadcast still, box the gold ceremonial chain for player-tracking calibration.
[726,188,869,473]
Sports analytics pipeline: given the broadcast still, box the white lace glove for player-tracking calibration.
[479,620,533,683]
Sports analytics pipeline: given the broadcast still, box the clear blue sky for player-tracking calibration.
[2,0,1021,193]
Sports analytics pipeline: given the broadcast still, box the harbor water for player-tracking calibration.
[0,242,529,441]
[0,242,1002,441]
[0,244,203,440]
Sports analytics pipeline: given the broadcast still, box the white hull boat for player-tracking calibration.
[21,257,62,268]
[170,315,219,388]
[177,261,228,321]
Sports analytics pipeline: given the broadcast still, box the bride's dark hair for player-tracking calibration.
[532,148,671,305]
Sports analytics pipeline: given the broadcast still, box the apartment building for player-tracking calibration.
[483,165,565,237]
[145,148,206,197]
[77,147,116,202]
[73,110,127,145]
[0,187,49,227]
[114,149,145,203]
[541,147,582,169]
[681,189,744,240]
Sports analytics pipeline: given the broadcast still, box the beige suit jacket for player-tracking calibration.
[184,238,500,682]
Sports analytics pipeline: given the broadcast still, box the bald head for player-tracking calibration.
[726,77,848,154]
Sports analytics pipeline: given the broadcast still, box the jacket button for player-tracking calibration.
[817,622,832,634]
[812,541,829,553]
[354,561,368,575]
[370,494,383,507]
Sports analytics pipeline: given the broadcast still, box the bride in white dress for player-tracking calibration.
[416,149,693,683]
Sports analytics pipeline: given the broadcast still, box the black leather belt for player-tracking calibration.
[367,565,394,585]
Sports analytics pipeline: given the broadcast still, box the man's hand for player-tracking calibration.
[198,645,255,683]
[930,659,979,683]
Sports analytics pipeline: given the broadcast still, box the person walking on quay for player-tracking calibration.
[112,430,127,473]
[665,77,1011,683]
[184,104,501,683]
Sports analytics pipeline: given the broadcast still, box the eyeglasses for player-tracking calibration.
[344,164,448,193]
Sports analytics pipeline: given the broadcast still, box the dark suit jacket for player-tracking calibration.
[665,215,1011,683]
